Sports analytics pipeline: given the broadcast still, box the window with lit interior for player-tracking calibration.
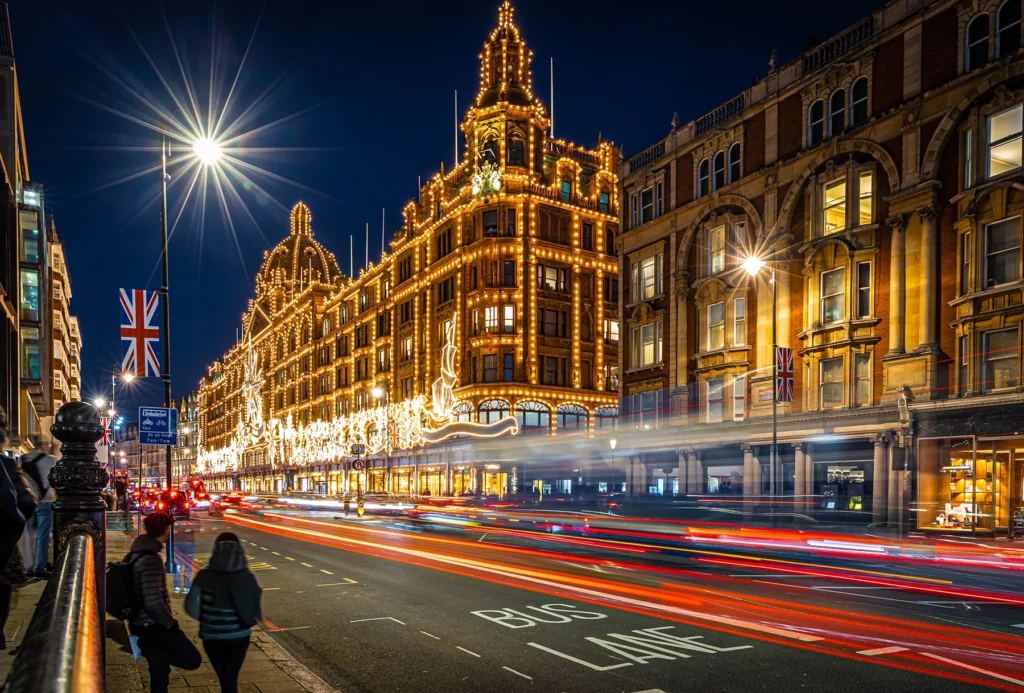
[988,104,1022,177]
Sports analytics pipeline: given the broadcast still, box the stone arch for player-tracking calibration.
[676,193,765,271]
[921,62,1024,181]
[776,139,901,235]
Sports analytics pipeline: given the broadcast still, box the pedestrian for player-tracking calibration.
[20,434,57,578]
[185,532,262,693]
[114,476,127,511]
[127,512,201,692]
[173,520,196,594]
[0,407,36,650]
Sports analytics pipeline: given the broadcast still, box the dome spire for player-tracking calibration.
[290,201,312,237]
[474,0,540,110]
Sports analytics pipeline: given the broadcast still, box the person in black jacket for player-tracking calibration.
[127,512,201,692]
[185,532,261,693]
[0,406,34,651]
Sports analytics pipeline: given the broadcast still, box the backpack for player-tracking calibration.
[20,451,48,498]
[105,551,152,620]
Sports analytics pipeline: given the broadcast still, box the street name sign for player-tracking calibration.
[138,406,179,446]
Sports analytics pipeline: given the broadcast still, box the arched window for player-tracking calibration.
[998,0,1022,57]
[507,137,525,167]
[302,326,311,345]
[515,400,551,432]
[478,399,510,424]
[453,402,473,423]
[808,100,824,146]
[482,138,500,163]
[594,406,619,430]
[697,159,710,197]
[322,317,330,335]
[728,143,741,184]
[712,151,726,190]
[850,78,869,126]
[556,403,589,430]
[829,90,845,135]
[967,14,990,71]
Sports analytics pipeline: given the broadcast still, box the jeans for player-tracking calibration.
[203,638,250,693]
[174,543,195,591]
[33,503,53,573]
[131,623,202,693]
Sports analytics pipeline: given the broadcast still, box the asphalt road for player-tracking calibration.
[180,511,1024,693]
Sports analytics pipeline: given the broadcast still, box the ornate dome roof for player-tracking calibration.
[255,202,340,303]
[475,1,544,110]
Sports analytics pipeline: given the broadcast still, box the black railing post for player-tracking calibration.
[49,401,109,633]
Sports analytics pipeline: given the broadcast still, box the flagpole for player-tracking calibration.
[381,208,385,260]
[771,268,778,528]
[159,131,176,573]
[349,235,353,278]
[365,223,369,271]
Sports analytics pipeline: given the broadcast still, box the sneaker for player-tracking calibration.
[173,587,181,594]
[182,587,189,595]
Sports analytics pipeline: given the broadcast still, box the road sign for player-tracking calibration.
[350,444,364,456]
[352,459,365,471]
[138,406,179,446]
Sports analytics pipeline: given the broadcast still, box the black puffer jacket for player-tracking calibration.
[127,534,174,629]
[185,540,261,641]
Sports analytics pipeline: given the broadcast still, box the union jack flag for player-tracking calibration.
[100,417,111,447]
[120,289,161,378]
[776,346,794,403]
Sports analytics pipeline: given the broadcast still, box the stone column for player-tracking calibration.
[872,436,889,525]
[752,448,762,495]
[803,443,814,498]
[918,206,939,350]
[793,443,805,505]
[687,451,700,494]
[888,215,906,355]
[743,446,755,497]
[49,402,108,631]
[887,446,900,526]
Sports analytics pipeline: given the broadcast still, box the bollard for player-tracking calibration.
[49,401,109,631]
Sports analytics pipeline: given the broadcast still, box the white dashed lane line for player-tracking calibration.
[502,667,532,681]
[320,569,334,575]
[272,551,280,556]
[456,646,480,658]
[420,631,440,640]
[857,646,909,656]
[301,562,313,568]
[285,557,295,561]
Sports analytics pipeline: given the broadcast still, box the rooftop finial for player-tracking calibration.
[498,0,514,29]
[769,48,778,72]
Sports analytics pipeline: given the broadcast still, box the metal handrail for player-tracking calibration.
[7,533,103,693]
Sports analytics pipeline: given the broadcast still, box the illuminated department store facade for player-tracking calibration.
[195,2,620,496]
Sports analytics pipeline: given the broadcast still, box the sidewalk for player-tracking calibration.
[1,530,339,693]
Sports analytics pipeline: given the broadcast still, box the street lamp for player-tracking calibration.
[743,255,778,521]
[93,398,106,408]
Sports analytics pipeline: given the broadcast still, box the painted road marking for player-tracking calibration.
[320,569,334,575]
[456,646,481,657]
[922,653,1024,686]
[502,666,532,680]
[263,587,281,591]
[473,604,608,628]
[1013,624,1024,629]
[857,646,909,656]
[264,625,311,632]
[316,583,349,587]
[285,557,295,561]
[729,574,820,578]
[350,617,406,625]
[259,546,268,550]
[272,551,281,556]
[301,562,313,567]
[420,631,440,640]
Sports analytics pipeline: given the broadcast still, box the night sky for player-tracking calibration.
[10,0,880,418]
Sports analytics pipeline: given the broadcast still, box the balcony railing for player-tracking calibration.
[802,17,874,74]
[545,140,601,167]
[695,95,745,136]
[627,142,665,173]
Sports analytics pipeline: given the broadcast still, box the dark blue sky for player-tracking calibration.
[11,0,880,416]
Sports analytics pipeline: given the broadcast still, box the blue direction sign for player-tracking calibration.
[138,406,179,446]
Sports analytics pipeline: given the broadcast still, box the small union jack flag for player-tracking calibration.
[120,289,161,378]
[100,416,111,447]
[776,346,794,403]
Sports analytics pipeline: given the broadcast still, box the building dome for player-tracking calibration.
[475,1,544,110]
[255,202,340,304]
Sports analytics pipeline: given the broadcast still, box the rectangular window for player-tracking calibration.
[403,337,412,361]
[503,260,515,287]
[708,301,725,350]
[561,180,572,203]
[631,389,662,429]
[733,297,746,345]
[582,223,593,251]
[821,267,845,324]
[472,309,480,335]
[20,225,38,263]
[641,256,657,299]
[706,377,724,423]
[19,269,39,321]
[605,319,619,344]
[655,182,664,217]
[540,265,565,292]
[964,127,973,188]
[985,217,1021,287]
[483,210,498,237]
[988,104,1023,177]
[960,335,970,395]
[20,327,39,379]
[709,225,725,274]
[606,226,616,255]
[485,306,497,331]
[640,187,654,224]
[542,309,558,337]
[507,208,517,236]
[984,328,1019,390]
[544,356,558,385]
[632,320,663,368]
[823,176,847,234]
[502,305,515,333]
[820,356,844,407]
[856,262,871,318]
[483,354,498,382]
[599,191,610,214]
[733,374,746,421]
[858,171,873,225]
[605,277,619,303]
[503,354,514,381]
[630,194,639,229]
[855,353,871,406]
[962,232,972,295]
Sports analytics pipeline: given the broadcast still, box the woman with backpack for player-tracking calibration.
[0,406,36,650]
[184,532,262,693]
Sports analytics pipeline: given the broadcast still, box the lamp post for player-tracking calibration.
[742,256,778,523]
[372,385,391,494]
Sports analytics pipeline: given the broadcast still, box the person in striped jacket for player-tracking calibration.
[185,532,262,693]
